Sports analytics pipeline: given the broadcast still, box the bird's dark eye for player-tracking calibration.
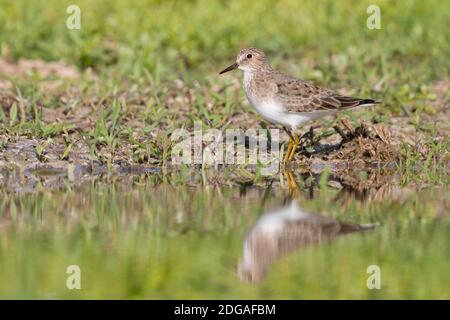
[247,54,252,59]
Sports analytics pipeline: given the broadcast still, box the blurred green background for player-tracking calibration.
[0,0,448,84]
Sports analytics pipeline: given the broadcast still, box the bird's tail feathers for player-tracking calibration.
[357,99,381,106]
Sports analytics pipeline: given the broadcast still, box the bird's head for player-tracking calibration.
[219,47,270,75]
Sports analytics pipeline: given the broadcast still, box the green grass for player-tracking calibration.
[0,0,448,169]
[1,0,448,80]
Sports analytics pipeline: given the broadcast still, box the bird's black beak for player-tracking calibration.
[219,62,238,75]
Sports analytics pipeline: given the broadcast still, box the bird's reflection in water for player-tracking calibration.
[238,201,375,283]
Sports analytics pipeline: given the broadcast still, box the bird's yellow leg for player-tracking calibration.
[288,134,300,162]
[284,170,299,196]
[283,138,293,163]
[284,169,293,188]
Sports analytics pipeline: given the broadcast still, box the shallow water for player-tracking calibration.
[0,170,448,299]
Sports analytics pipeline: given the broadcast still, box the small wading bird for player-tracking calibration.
[219,48,380,164]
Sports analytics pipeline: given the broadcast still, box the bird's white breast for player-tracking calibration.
[254,101,285,123]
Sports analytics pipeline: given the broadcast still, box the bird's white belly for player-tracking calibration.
[252,100,310,129]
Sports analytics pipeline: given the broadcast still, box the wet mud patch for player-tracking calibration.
[296,118,400,169]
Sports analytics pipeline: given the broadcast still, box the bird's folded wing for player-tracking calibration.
[274,78,374,113]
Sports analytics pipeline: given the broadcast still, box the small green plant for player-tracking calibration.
[92,99,122,153]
